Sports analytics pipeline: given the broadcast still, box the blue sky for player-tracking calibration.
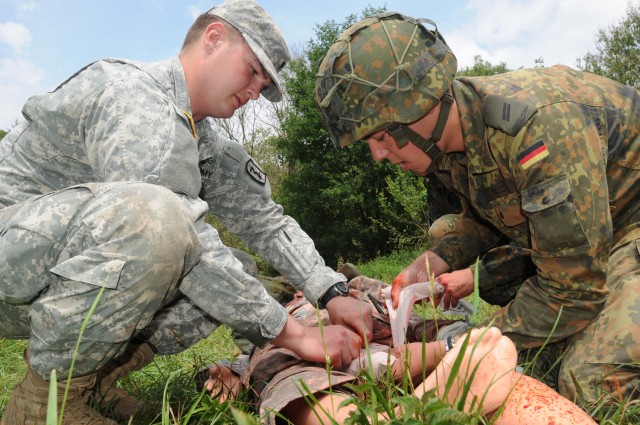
[0,0,633,129]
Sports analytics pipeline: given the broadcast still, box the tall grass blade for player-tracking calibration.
[46,369,58,425]
[58,284,107,425]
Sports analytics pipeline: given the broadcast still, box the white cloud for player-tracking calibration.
[446,0,629,69]
[0,58,48,130]
[0,57,45,85]
[0,21,32,53]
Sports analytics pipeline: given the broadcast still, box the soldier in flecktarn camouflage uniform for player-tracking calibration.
[0,1,373,423]
[315,12,640,407]
[424,176,537,309]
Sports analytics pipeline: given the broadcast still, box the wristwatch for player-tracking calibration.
[318,282,349,309]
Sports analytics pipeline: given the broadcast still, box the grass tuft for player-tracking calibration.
[1,247,638,424]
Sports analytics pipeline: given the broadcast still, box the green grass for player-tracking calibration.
[1,247,639,424]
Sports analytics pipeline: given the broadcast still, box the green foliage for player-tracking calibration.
[374,172,429,248]
[577,2,640,88]
[275,6,431,265]
[457,55,510,77]
[0,129,6,141]
[2,247,640,423]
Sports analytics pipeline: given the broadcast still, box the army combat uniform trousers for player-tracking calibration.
[0,182,221,379]
[558,225,640,404]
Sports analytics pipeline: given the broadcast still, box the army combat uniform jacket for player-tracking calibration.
[431,65,640,350]
[0,57,344,350]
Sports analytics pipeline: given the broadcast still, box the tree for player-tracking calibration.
[458,55,510,77]
[577,2,640,88]
[274,7,427,265]
[210,98,287,191]
[0,129,6,141]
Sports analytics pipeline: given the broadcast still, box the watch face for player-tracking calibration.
[335,282,349,295]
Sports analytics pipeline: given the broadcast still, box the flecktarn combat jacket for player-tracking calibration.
[431,65,640,349]
[0,57,344,346]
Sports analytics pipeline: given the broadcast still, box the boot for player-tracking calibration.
[337,263,362,281]
[94,341,155,422]
[2,354,117,425]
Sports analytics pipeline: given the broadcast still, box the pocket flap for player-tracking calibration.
[50,250,126,289]
[522,175,571,213]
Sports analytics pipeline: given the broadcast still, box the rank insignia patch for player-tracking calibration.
[518,140,549,170]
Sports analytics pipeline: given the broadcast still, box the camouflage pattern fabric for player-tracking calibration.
[428,213,459,242]
[239,275,455,424]
[429,65,640,403]
[428,214,536,307]
[0,57,345,378]
[423,176,462,225]
[314,12,457,147]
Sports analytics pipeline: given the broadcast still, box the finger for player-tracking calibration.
[358,305,374,344]
[391,276,405,309]
[344,333,361,365]
[432,292,443,307]
[351,333,362,359]
[363,313,374,343]
[443,293,451,310]
[348,304,373,344]
[330,348,343,370]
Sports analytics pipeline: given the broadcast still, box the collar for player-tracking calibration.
[450,80,499,175]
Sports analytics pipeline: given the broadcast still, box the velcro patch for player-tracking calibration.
[518,140,549,170]
[246,159,266,185]
[483,95,536,136]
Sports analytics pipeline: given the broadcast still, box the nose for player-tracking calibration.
[248,73,271,101]
[367,139,389,162]
[247,83,261,101]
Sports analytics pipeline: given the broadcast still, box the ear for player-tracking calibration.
[203,22,226,51]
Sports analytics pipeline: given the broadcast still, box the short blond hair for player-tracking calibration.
[181,14,242,50]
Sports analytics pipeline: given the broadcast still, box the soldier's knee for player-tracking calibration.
[86,183,200,263]
[428,214,458,243]
[559,362,639,406]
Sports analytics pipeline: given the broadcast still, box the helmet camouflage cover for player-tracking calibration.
[315,12,457,147]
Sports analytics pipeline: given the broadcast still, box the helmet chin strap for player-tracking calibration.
[385,92,454,173]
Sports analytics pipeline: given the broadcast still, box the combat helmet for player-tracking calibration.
[315,12,457,161]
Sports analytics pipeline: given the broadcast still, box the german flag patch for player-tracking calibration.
[518,140,549,170]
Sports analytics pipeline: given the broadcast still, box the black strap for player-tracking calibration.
[386,92,454,165]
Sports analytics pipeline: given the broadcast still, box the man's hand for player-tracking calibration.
[271,315,362,369]
[325,296,373,344]
[391,251,450,308]
[435,268,474,309]
[204,363,242,401]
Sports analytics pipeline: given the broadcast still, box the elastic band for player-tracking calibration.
[445,336,455,353]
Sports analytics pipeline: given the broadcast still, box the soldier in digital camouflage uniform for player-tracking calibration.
[314,12,640,407]
[0,1,374,423]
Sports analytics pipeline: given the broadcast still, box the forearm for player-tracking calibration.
[239,206,344,304]
[392,341,446,382]
[431,213,502,271]
[179,218,288,347]
[472,244,535,291]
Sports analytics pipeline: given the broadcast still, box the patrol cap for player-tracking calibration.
[208,0,291,102]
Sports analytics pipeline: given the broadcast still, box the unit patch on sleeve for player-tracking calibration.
[518,139,549,170]
[246,158,266,185]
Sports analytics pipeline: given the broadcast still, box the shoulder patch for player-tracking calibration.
[483,95,536,136]
[518,139,549,170]
[246,159,266,185]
